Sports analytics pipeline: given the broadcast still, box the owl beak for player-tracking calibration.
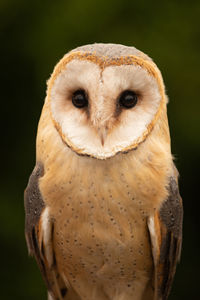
[98,128,107,146]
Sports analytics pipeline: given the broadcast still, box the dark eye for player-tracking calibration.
[119,90,138,109]
[72,89,88,108]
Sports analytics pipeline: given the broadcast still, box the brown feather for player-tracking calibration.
[24,163,67,300]
[148,176,183,300]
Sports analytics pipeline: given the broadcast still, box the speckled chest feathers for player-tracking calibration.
[25,43,183,300]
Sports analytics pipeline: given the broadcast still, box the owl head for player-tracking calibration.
[43,43,168,160]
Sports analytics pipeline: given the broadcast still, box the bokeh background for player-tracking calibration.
[1,0,200,299]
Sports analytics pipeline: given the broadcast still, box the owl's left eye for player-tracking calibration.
[119,90,138,109]
[72,89,88,108]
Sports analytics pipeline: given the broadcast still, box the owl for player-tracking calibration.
[24,43,183,300]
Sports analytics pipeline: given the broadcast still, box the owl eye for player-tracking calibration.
[119,90,138,109]
[72,89,88,108]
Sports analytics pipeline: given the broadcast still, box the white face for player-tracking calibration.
[50,59,162,159]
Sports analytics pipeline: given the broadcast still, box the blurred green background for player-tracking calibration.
[0,0,199,299]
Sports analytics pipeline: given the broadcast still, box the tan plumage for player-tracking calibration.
[24,43,183,300]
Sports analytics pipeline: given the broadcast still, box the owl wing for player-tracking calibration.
[147,175,183,300]
[24,163,67,300]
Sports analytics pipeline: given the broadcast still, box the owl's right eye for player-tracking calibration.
[72,89,88,108]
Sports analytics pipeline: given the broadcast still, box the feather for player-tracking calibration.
[148,176,183,300]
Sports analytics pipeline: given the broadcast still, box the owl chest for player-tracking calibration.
[48,174,153,289]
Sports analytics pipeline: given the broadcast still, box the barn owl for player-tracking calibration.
[24,43,183,300]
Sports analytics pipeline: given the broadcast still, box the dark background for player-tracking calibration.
[1,0,199,299]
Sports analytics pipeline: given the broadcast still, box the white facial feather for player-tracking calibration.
[50,59,162,159]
